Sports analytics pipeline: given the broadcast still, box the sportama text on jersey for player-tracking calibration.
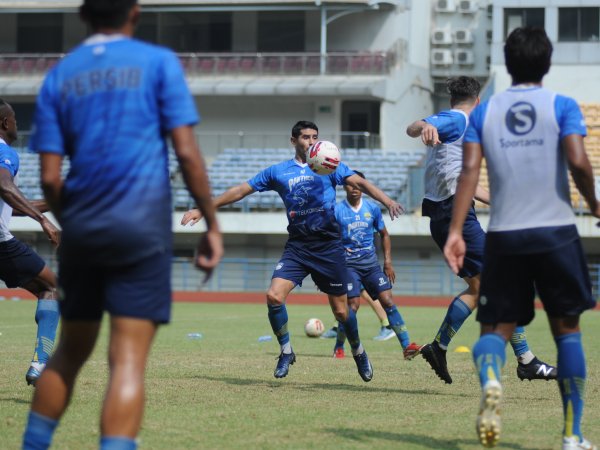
[248,159,354,240]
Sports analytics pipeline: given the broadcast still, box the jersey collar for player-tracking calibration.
[346,198,363,213]
[83,34,129,46]
[293,158,307,168]
[0,137,6,145]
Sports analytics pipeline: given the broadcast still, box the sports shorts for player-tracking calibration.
[272,239,348,296]
[0,238,46,288]
[346,262,391,300]
[477,238,596,326]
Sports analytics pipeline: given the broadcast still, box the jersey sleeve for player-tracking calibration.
[158,50,200,132]
[372,203,385,232]
[247,166,274,192]
[334,162,355,185]
[0,145,18,177]
[555,95,587,139]
[464,102,488,144]
[424,110,466,143]
[30,70,65,155]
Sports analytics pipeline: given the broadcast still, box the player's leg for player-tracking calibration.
[363,290,394,341]
[101,316,157,445]
[21,265,59,386]
[333,295,359,359]
[376,289,411,348]
[328,292,373,382]
[23,320,101,450]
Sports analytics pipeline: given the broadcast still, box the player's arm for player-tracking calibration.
[563,134,600,218]
[345,173,404,220]
[12,199,50,216]
[444,142,482,274]
[181,182,255,226]
[474,184,490,205]
[171,125,223,275]
[378,227,395,284]
[406,120,441,146]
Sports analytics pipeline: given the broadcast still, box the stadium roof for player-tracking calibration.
[0,0,401,12]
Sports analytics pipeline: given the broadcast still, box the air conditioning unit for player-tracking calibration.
[432,29,453,45]
[454,28,474,44]
[456,49,475,65]
[431,49,453,66]
[458,0,478,14]
[434,0,456,13]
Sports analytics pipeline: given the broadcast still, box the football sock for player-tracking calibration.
[556,332,586,441]
[435,297,472,350]
[335,321,346,350]
[342,308,361,353]
[32,299,59,365]
[100,436,137,450]
[509,326,532,361]
[22,411,58,450]
[267,304,290,351]
[473,333,506,387]
[381,317,390,327]
[384,305,410,348]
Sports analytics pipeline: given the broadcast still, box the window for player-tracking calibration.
[559,8,599,42]
[503,8,545,38]
[159,12,232,52]
[258,12,305,52]
[17,13,63,52]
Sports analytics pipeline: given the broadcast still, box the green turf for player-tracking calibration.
[1,300,599,449]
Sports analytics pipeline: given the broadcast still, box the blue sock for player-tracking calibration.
[100,436,137,450]
[472,333,506,386]
[556,332,586,441]
[341,308,361,352]
[384,305,410,348]
[509,326,530,359]
[435,297,472,349]
[335,321,346,350]
[33,300,60,364]
[267,304,290,348]
[22,411,58,450]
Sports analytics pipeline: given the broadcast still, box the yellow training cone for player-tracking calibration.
[454,346,471,353]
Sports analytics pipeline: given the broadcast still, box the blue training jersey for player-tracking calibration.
[335,198,384,267]
[30,35,199,264]
[248,159,354,240]
[0,142,19,241]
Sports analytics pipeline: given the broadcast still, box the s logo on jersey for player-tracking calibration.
[505,102,536,136]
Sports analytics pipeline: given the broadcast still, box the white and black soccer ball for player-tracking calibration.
[304,318,325,337]
[306,141,341,175]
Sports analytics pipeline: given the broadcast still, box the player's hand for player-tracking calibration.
[41,217,60,247]
[421,124,441,146]
[194,228,223,282]
[387,201,404,220]
[383,261,396,284]
[443,231,465,275]
[181,208,203,226]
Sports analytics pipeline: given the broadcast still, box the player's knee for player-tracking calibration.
[39,289,58,300]
[266,291,285,306]
[348,298,360,312]
[378,295,394,308]
[333,308,348,322]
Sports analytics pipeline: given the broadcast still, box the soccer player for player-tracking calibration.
[330,171,420,360]
[182,121,403,381]
[406,76,556,385]
[444,27,597,450]
[22,1,223,449]
[0,100,60,386]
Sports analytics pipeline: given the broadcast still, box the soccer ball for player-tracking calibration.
[304,318,325,337]
[306,141,341,175]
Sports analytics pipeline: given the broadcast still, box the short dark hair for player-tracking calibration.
[353,170,366,179]
[80,0,137,30]
[504,27,552,84]
[446,76,481,107]
[291,121,318,138]
[0,98,12,119]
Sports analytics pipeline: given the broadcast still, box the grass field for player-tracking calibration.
[1,300,599,450]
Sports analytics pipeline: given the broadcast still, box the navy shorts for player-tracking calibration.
[428,206,485,278]
[477,239,596,326]
[0,238,46,288]
[272,239,348,295]
[346,263,391,300]
[59,249,172,323]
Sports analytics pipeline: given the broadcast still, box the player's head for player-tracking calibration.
[291,120,319,159]
[0,99,17,144]
[504,27,552,84]
[80,0,139,32]
[344,170,365,201]
[447,76,480,107]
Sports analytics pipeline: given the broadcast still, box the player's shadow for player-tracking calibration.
[326,428,547,450]
[195,375,466,398]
